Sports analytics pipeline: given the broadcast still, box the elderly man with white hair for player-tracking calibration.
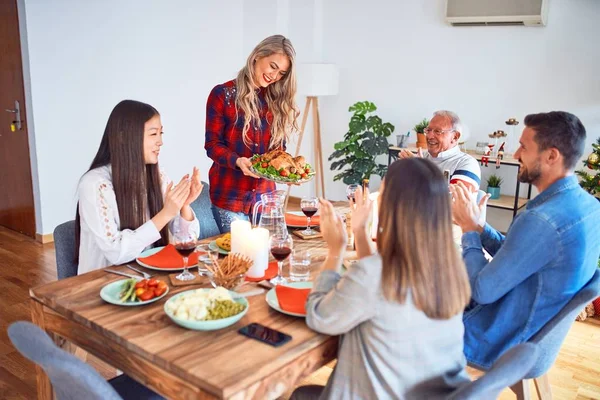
[399,110,481,191]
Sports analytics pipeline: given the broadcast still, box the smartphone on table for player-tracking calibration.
[238,323,292,347]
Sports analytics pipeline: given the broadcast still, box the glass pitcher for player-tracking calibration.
[252,190,287,237]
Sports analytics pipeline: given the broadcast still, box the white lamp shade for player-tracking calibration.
[297,63,339,96]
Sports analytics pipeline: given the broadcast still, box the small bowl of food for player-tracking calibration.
[206,272,246,291]
[164,287,249,331]
[204,253,253,291]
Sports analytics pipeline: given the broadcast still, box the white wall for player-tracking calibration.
[24,0,245,233]
[318,0,600,231]
[17,0,43,234]
[22,0,600,234]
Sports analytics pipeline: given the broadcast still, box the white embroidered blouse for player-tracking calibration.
[77,165,200,274]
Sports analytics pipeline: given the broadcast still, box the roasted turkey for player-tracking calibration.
[261,150,308,174]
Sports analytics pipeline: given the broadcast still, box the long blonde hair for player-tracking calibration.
[235,35,299,149]
[377,158,471,320]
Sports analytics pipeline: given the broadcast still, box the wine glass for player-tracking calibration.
[300,196,319,236]
[269,233,293,285]
[172,233,198,281]
[346,184,360,206]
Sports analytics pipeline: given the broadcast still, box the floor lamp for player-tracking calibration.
[287,63,339,203]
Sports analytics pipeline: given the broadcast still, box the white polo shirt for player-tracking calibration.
[424,145,481,190]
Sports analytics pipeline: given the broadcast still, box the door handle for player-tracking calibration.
[4,100,22,131]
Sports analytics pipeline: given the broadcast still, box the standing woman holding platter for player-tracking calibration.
[204,34,299,233]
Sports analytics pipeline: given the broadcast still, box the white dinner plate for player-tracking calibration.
[265,281,313,318]
[135,246,188,271]
[285,211,319,228]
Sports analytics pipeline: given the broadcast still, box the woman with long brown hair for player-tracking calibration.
[292,158,472,399]
[76,100,203,274]
[205,34,299,232]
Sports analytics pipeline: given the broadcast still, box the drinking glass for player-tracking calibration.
[290,249,311,282]
[346,184,360,204]
[269,233,293,285]
[300,196,319,235]
[172,233,199,281]
[195,243,218,276]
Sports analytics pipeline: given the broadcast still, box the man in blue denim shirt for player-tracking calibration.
[451,111,600,369]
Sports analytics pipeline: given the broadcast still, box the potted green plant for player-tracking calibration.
[414,118,429,149]
[486,174,503,199]
[329,101,395,184]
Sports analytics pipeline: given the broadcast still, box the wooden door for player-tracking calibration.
[0,0,36,238]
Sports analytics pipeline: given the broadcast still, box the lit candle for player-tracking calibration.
[230,220,251,255]
[245,227,270,278]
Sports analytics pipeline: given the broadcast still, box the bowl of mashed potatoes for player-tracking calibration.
[164,287,248,331]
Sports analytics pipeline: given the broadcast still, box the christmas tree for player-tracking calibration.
[574,137,600,321]
[575,137,600,198]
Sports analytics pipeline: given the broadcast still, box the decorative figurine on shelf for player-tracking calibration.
[496,142,506,169]
[480,144,494,167]
[489,130,507,157]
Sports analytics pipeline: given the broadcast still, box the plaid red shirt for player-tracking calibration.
[205,80,283,214]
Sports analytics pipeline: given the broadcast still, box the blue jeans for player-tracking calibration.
[212,206,250,233]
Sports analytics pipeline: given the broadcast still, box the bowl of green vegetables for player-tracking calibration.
[164,287,248,331]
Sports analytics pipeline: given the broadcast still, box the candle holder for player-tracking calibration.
[488,130,507,157]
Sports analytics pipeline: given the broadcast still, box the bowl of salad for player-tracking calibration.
[164,287,248,331]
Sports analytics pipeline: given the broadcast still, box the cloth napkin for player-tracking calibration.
[275,285,311,315]
[245,261,278,282]
[137,244,199,268]
[285,213,320,226]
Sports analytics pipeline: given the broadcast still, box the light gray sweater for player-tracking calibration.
[306,254,470,400]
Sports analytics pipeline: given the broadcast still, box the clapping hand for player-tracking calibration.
[351,187,373,235]
[398,148,424,159]
[450,181,490,233]
[319,198,347,254]
[163,175,191,219]
[183,167,203,207]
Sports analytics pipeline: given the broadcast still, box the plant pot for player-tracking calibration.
[487,186,501,200]
[416,133,427,149]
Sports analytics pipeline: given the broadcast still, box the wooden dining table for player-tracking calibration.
[29,204,351,400]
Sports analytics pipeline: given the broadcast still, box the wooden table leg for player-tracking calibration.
[30,299,55,400]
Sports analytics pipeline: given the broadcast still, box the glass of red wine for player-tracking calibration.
[172,234,199,281]
[269,233,293,285]
[300,196,319,236]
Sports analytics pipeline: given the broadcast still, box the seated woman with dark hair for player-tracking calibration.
[76,100,203,274]
[292,158,471,399]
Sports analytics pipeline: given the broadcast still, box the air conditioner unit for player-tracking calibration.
[446,0,549,27]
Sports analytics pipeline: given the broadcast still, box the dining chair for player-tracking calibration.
[8,321,164,400]
[190,180,221,239]
[471,269,600,400]
[448,343,539,399]
[53,220,78,279]
[292,343,539,400]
